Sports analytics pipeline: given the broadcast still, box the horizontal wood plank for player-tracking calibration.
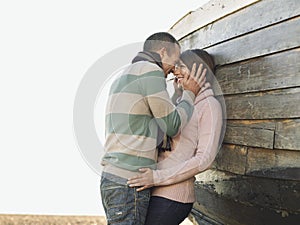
[275,119,300,150]
[170,0,260,40]
[183,16,300,66]
[225,87,300,119]
[194,170,300,224]
[213,144,247,175]
[214,143,300,180]
[195,169,300,211]
[246,147,300,180]
[223,120,275,148]
[179,0,300,49]
[215,48,300,95]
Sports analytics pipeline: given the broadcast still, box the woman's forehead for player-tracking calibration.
[178,59,185,65]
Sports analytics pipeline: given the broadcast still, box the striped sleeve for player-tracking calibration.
[139,70,195,137]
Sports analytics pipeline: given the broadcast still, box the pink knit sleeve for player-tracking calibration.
[152,97,223,186]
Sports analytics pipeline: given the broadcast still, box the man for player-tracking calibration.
[100,32,206,225]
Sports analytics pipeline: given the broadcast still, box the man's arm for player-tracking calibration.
[141,63,206,137]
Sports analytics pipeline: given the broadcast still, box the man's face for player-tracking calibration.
[161,44,180,77]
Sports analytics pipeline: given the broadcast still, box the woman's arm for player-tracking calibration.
[127,97,223,190]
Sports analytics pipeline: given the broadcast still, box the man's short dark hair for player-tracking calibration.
[143,32,180,55]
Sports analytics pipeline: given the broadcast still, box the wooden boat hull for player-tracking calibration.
[170,0,300,224]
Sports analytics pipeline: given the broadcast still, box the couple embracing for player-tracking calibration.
[100,32,223,225]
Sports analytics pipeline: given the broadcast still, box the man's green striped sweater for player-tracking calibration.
[102,60,195,173]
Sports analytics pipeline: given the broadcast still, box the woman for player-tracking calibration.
[127,49,224,225]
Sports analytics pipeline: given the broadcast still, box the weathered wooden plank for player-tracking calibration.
[178,0,300,49]
[213,144,247,175]
[193,171,300,224]
[246,147,300,180]
[275,119,300,150]
[169,0,260,40]
[183,16,300,66]
[214,143,300,180]
[192,184,300,225]
[227,119,276,130]
[223,120,275,148]
[225,87,300,119]
[215,48,300,95]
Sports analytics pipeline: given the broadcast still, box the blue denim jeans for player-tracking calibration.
[144,196,193,225]
[100,172,150,225]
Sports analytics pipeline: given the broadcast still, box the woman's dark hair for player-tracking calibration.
[180,49,215,85]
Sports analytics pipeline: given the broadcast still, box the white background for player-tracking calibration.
[0,0,210,216]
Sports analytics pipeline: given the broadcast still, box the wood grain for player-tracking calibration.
[178,0,300,48]
[215,48,300,95]
[169,0,260,40]
[213,144,247,175]
[181,16,300,65]
[275,119,300,150]
[225,87,300,119]
[224,120,275,148]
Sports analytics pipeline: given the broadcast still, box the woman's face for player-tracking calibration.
[173,60,190,85]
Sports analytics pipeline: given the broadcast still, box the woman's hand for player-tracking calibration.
[127,168,154,192]
[182,63,207,96]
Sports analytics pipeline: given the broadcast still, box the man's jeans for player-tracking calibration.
[100,172,150,225]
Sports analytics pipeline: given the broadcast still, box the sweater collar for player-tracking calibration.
[131,51,163,69]
[194,82,214,105]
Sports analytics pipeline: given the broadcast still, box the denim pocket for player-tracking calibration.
[100,175,151,224]
[137,188,150,203]
[135,189,150,224]
[101,178,134,223]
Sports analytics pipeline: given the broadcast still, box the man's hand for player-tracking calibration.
[173,78,183,96]
[182,63,207,96]
[127,168,154,192]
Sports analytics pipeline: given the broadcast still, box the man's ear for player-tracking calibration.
[157,47,167,59]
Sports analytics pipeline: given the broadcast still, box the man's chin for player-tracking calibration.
[163,70,169,78]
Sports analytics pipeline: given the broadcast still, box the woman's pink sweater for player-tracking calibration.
[151,86,223,203]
